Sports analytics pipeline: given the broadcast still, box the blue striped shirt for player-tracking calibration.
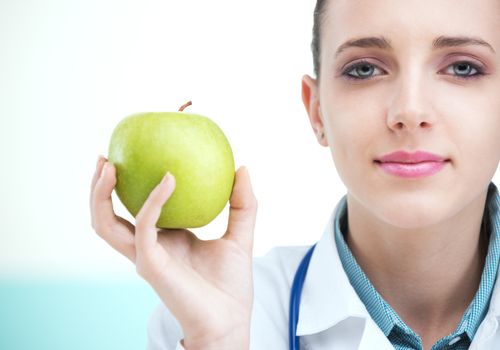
[334,182,500,350]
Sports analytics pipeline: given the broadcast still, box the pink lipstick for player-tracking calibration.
[375,151,449,178]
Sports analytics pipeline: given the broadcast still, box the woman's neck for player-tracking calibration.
[345,189,489,343]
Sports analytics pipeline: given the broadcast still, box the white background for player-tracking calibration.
[0,0,341,279]
[1,0,498,279]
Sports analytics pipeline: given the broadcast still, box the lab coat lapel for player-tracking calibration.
[469,276,500,349]
[295,199,364,336]
[295,198,394,348]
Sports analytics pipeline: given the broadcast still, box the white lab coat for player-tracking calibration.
[146,205,500,350]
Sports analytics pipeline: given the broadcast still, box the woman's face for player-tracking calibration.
[303,0,500,228]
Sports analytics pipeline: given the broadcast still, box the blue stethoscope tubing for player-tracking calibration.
[289,243,318,350]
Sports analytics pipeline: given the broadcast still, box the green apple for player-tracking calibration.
[107,102,235,229]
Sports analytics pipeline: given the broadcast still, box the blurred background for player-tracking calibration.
[1,0,498,349]
[0,0,341,348]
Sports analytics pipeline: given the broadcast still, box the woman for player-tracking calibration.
[90,0,500,349]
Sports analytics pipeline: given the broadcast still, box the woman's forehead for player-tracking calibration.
[323,0,500,54]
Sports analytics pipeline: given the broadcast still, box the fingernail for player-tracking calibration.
[96,155,103,167]
[161,171,171,185]
[101,162,109,178]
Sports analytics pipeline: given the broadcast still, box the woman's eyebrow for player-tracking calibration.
[334,35,496,58]
[433,35,495,53]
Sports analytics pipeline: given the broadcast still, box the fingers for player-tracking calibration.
[90,155,107,209]
[135,171,176,254]
[91,160,117,230]
[90,157,136,262]
[223,166,258,254]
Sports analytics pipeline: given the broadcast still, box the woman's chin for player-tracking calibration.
[351,189,453,230]
[376,195,454,230]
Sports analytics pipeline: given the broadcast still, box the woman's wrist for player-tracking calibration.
[182,323,251,350]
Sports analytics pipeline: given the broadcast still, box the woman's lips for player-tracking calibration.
[375,151,450,178]
[375,160,448,178]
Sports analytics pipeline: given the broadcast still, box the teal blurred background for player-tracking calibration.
[0,278,159,349]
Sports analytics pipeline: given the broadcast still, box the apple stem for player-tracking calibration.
[179,101,192,112]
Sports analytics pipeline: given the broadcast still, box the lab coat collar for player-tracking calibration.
[296,196,369,337]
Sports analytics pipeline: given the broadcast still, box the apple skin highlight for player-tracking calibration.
[107,106,235,229]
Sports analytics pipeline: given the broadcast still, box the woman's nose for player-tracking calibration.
[386,73,436,133]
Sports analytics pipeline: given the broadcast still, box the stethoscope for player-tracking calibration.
[289,243,317,350]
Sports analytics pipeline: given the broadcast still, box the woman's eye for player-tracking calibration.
[342,60,384,80]
[441,61,483,80]
[341,60,485,81]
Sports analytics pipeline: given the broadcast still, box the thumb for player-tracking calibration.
[223,166,258,254]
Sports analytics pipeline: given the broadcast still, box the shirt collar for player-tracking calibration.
[333,196,397,336]
[463,181,500,336]
[487,181,500,318]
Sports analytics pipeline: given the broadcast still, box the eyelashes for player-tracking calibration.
[341,59,486,82]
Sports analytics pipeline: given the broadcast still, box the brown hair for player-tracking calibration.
[312,0,328,79]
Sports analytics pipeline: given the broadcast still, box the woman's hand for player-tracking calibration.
[89,156,257,350]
